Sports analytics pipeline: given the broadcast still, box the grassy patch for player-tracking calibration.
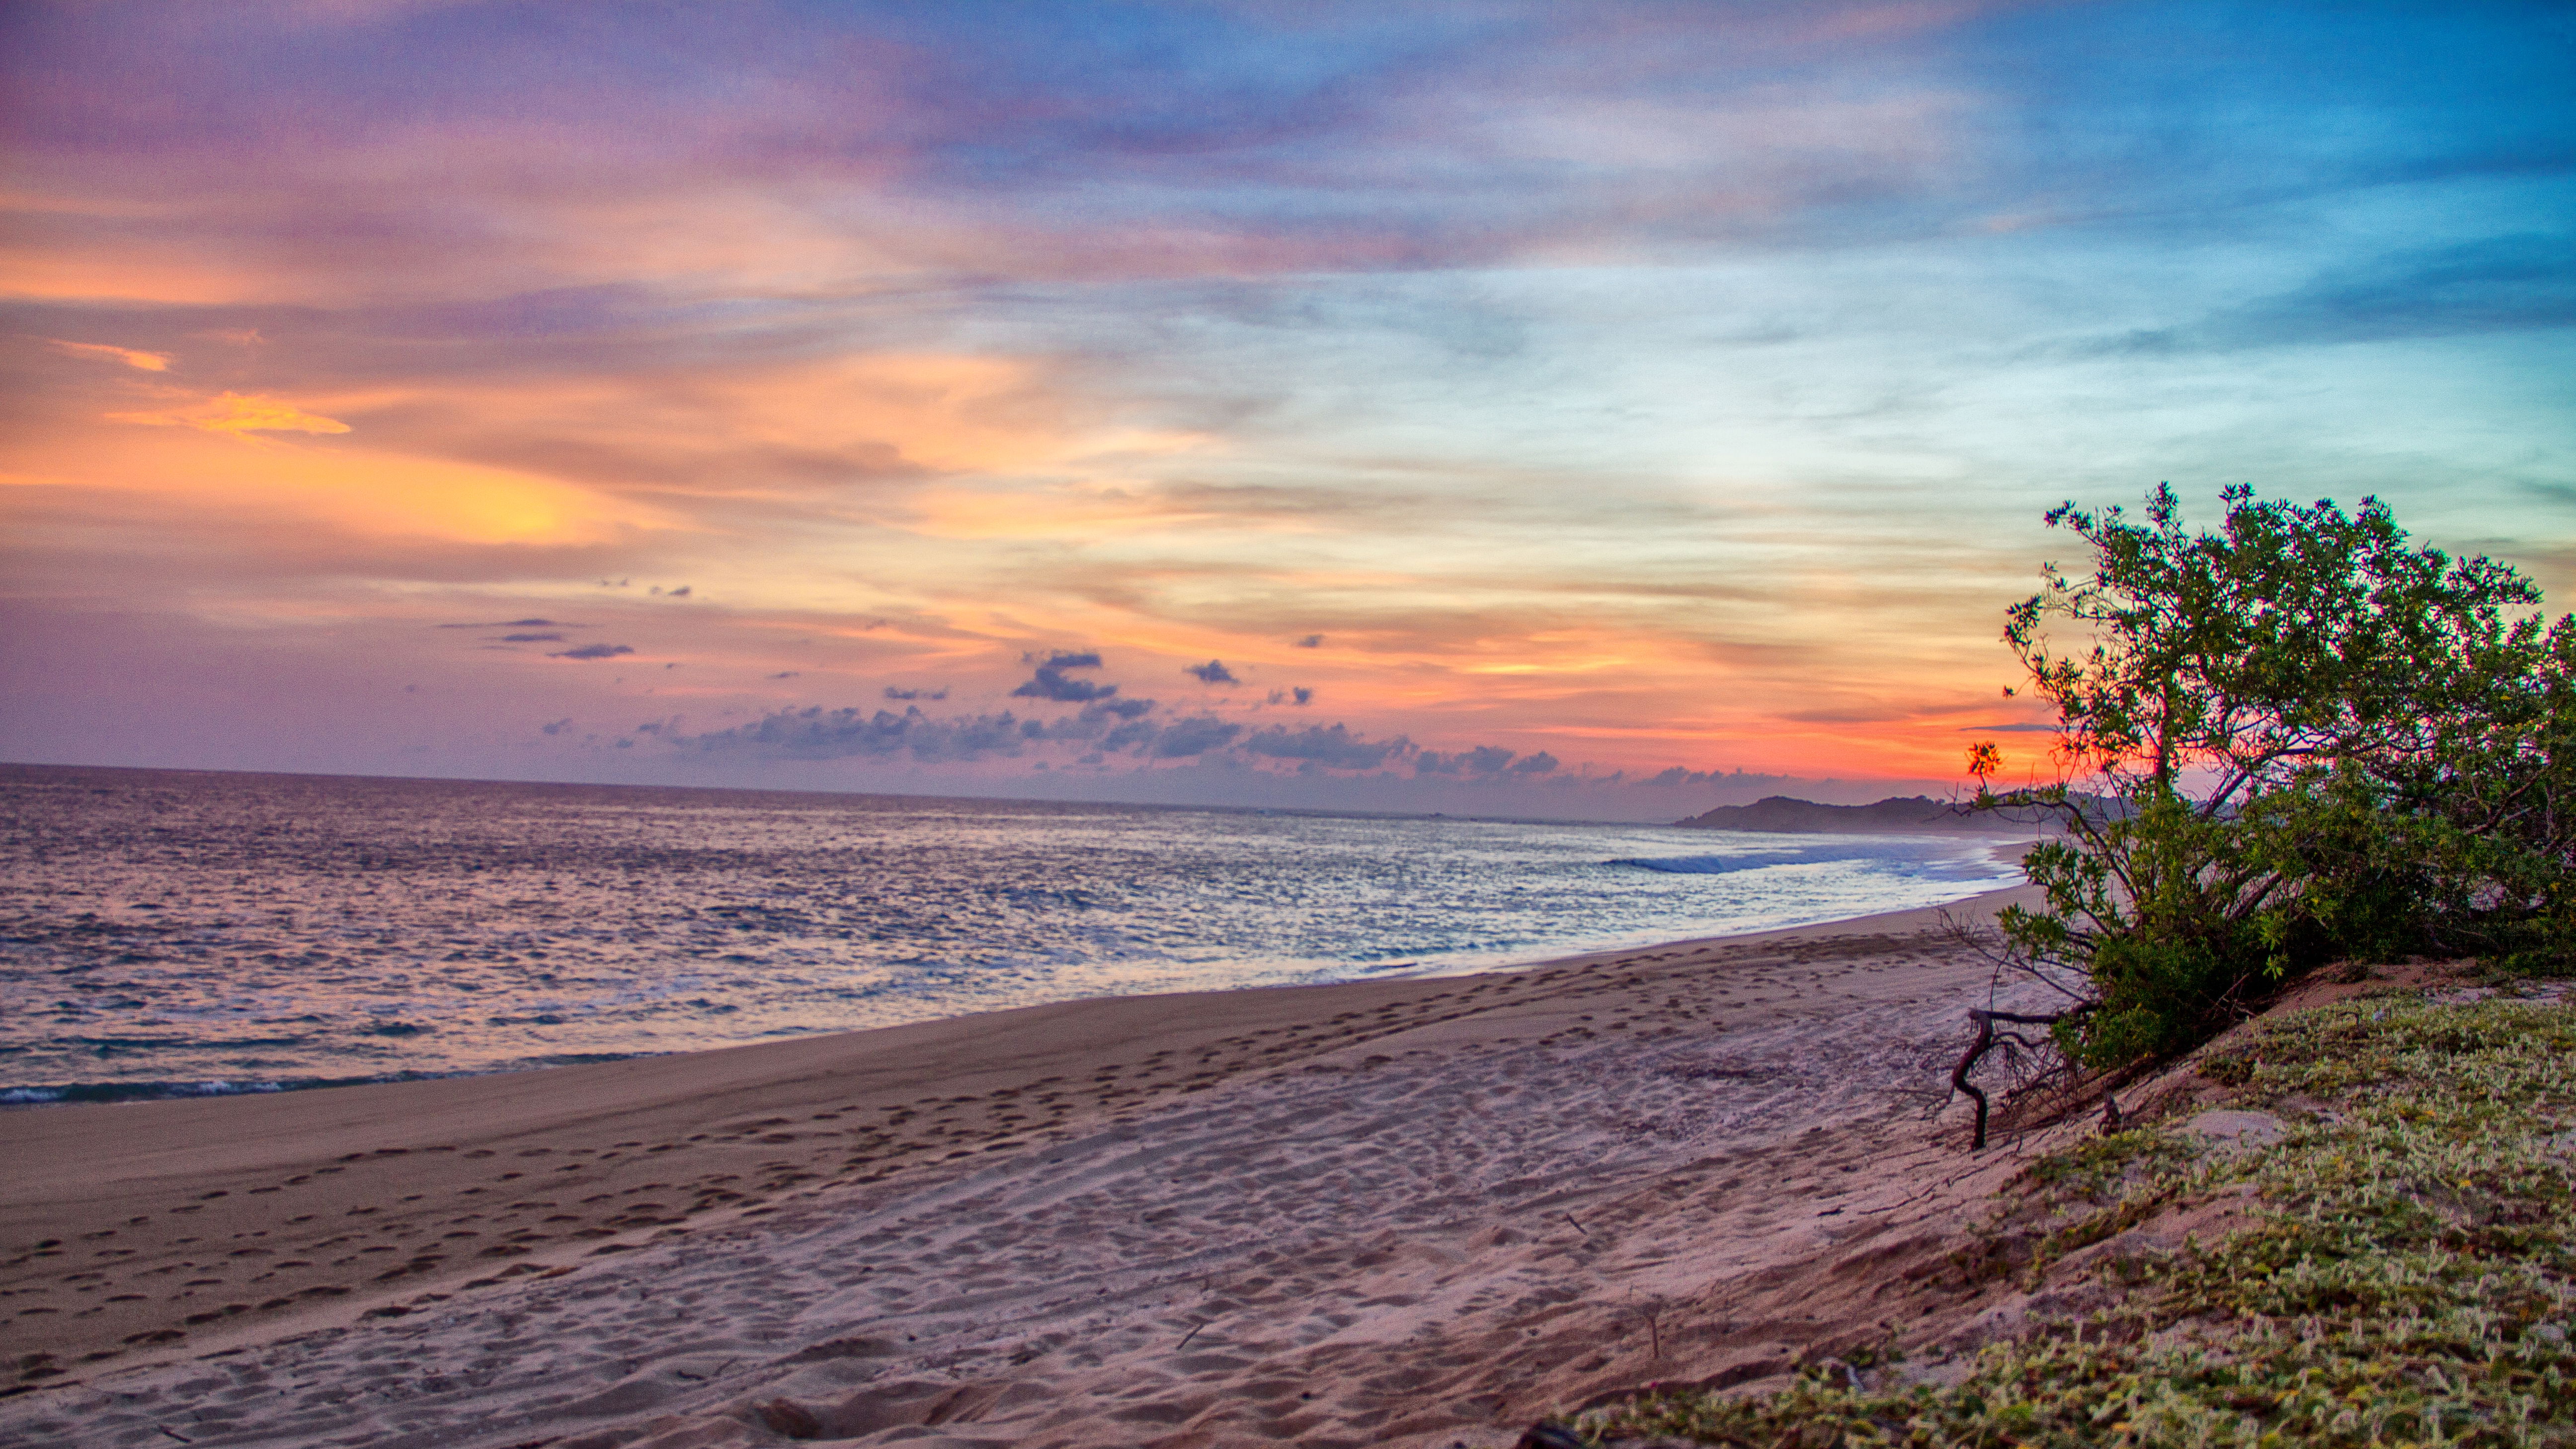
[1573,995,2576,1447]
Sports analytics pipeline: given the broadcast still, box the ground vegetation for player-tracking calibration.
[1567,992,2576,1447]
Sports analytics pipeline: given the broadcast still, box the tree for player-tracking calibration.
[1970,483,2571,1067]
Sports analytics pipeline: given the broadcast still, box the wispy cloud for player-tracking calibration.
[107,391,351,439]
[48,339,171,371]
[2099,234,2576,355]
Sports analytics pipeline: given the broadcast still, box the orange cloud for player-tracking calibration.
[108,391,352,439]
[47,338,171,371]
[9,406,675,548]
[701,354,1183,477]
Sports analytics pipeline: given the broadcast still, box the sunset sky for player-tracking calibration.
[4,1,2570,817]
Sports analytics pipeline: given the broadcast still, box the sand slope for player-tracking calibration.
[4,886,2056,1447]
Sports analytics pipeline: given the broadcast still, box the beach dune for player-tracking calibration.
[4,884,2053,1448]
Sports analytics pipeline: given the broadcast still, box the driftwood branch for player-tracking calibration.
[1950,1008,2071,1151]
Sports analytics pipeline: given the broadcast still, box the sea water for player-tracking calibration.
[0,764,2023,1103]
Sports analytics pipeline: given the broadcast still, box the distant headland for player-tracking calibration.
[1674,794,2029,834]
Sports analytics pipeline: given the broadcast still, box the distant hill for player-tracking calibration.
[1674,795,2034,834]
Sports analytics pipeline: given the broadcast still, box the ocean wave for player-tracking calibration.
[1608,851,1849,875]
[4,1075,360,1106]
[0,1055,661,1107]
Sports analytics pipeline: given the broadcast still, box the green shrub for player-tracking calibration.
[1968,484,2574,1063]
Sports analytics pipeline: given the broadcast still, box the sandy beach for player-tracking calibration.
[3,880,2065,1448]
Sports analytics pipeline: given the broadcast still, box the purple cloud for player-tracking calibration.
[1012,652,1117,703]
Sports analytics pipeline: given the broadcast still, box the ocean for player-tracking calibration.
[0,764,2024,1104]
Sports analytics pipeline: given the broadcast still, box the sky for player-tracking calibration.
[3,0,2571,819]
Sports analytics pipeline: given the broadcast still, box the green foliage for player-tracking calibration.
[1574,996,2576,1448]
[1973,484,2573,1065]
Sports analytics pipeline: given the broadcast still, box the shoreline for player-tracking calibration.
[0,844,2037,1112]
[1,878,2045,1438]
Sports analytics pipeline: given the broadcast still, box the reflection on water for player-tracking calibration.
[0,764,2021,1101]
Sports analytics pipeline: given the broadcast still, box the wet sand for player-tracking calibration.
[3,881,2052,1447]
